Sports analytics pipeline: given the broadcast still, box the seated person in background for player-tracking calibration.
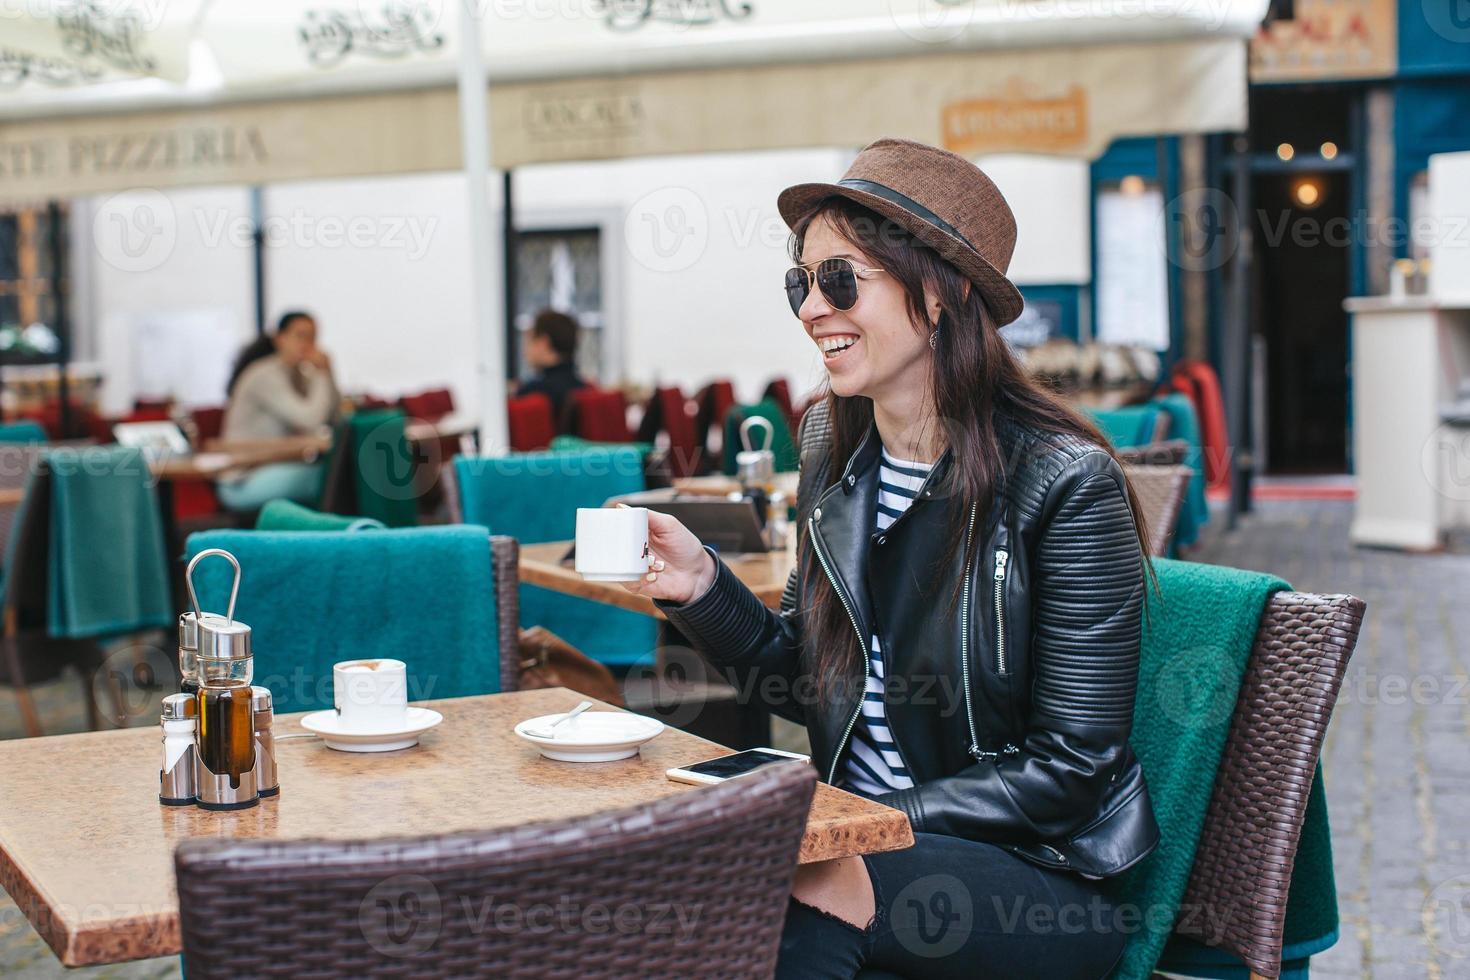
[516,309,590,431]
[217,310,340,511]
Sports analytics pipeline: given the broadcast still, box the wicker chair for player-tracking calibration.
[1170,590,1367,979]
[176,760,817,979]
[488,534,522,692]
[1123,463,1193,557]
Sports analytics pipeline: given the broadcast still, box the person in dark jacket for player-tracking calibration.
[620,138,1161,980]
[516,309,589,429]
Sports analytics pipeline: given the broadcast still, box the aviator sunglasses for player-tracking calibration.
[783,257,886,316]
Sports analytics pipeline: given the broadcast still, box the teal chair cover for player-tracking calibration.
[454,447,657,669]
[184,526,500,714]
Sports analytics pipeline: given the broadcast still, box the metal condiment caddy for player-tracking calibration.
[158,548,278,810]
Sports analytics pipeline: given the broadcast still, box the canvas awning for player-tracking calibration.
[1,0,1266,204]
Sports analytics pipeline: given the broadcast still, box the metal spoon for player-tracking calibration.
[525,700,594,739]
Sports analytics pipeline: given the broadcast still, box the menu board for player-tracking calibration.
[1095,185,1170,351]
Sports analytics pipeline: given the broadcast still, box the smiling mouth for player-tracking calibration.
[818,335,859,361]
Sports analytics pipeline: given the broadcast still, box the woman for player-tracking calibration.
[623,139,1160,979]
[217,311,340,511]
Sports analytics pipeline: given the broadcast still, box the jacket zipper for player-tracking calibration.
[993,549,1010,676]
[959,502,983,760]
[808,512,869,785]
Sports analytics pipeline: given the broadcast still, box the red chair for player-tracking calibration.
[763,378,801,435]
[133,398,172,414]
[571,387,632,442]
[635,385,702,478]
[191,407,225,445]
[694,380,736,458]
[19,399,110,441]
[507,393,556,451]
[423,388,455,418]
[400,388,455,422]
[1167,359,1230,492]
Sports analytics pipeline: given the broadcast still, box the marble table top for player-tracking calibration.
[0,687,911,966]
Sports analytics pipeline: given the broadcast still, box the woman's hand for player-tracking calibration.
[617,505,716,605]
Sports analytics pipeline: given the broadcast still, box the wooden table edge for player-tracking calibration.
[0,689,913,967]
[517,541,787,615]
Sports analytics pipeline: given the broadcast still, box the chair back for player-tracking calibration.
[0,446,49,629]
[1169,359,1230,490]
[32,446,172,638]
[722,400,798,475]
[0,420,48,444]
[185,526,513,712]
[507,393,556,451]
[190,407,225,445]
[175,760,816,979]
[1123,463,1193,557]
[453,447,655,668]
[348,409,419,527]
[694,380,736,456]
[1172,590,1365,975]
[635,386,701,478]
[571,388,631,442]
[400,388,454,421]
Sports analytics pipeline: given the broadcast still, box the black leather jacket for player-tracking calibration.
[657,400,1160,879]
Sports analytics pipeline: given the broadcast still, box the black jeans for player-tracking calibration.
[776,833,1129,980]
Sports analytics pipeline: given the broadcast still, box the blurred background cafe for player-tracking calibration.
[1,0,1469,977]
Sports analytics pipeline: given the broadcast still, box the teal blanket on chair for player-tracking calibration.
[184,526,500,714]
[722,399,798,475]
[1104,558,1339,979]
[0,420,47,443]
[256,499,384,532]
[454,447,657,668]
[1151,393,1209,549]
[349,409,419,528]
[44,446,172,638]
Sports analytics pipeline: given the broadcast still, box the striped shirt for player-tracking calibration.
[841,447,933,797]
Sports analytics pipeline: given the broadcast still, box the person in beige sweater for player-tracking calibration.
[218,311,340,511]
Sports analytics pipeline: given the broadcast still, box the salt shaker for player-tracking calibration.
[252,686,278,798]
[158,693,197,806]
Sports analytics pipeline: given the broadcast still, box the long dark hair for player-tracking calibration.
[226,311,314,396]
[791,197,1157,696]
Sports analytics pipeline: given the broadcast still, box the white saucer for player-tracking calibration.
[514,711,664,762]
[299,707,443,752]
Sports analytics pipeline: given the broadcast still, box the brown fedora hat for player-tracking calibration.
[777,137,1024,325]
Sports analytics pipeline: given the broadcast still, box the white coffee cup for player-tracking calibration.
[575,506,652,582]
[332,659,409,733]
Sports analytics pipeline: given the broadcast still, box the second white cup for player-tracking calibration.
[332,659,409,732]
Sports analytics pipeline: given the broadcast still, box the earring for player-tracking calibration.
[929,329,939,350]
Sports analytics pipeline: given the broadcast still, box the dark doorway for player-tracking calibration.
[1246,84,1357,474]
[1252,168,1351,472]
